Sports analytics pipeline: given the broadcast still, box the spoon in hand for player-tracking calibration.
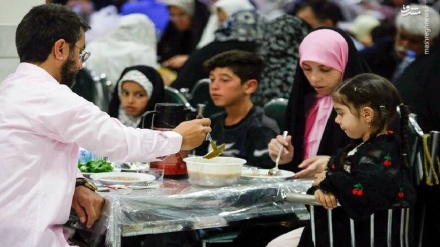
[268,131,288,176]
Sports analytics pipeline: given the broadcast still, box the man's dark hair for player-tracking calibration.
[297,0,344,26]
[203,50,264,83]
[16,4,90,63]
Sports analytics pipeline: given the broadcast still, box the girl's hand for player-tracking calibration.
[268,134,293,165]
[312,170,327,187]
[314,189,337,209]
[295,155,330,178]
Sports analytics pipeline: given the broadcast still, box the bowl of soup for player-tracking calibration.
[183,156,246,187]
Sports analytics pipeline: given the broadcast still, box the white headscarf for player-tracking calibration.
[163,0,195,17]
[196,0,255,48]
[118,70,154,98]
[85,14,158,89]
[117,70,154,128]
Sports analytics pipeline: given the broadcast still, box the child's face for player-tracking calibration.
[208,67,253,108]
[120,81,149,117]
[302,61,342,96]
[334,102,369,141]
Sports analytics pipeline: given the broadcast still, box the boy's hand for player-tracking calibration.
[173,118,211,150]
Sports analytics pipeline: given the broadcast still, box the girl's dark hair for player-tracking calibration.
[332,73,410,168]
[16,4,90,63]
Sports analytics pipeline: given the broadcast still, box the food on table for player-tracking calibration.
[78,159,114,173]
[100,176,141,181]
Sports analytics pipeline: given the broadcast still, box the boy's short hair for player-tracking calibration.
[203,50,264,83]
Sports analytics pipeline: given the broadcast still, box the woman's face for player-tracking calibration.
[302,61,343,96]
[169,6,191,31]
[120,81,149,117]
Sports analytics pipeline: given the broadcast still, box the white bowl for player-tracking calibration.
[183,156,246,187]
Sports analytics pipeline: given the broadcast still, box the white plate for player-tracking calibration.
[241,168,295,180]
[90,172,155,185]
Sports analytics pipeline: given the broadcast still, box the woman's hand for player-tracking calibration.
[268,134,293,165]
[294,155,330,178]
[162,55,189,69]
[314,189,337,209]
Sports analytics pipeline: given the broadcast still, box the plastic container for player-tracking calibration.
[184,156,246,187]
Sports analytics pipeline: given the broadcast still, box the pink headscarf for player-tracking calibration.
[299,29,349,75]
[299,29,349,159]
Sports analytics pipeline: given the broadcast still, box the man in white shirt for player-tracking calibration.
[0,4,211,247]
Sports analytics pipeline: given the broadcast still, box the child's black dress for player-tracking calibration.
[298,133,416,247]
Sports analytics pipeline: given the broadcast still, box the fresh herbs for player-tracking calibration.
[78,160,114,173]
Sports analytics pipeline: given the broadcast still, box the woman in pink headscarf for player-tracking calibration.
[266,27,371,247]
[268,27,370,178]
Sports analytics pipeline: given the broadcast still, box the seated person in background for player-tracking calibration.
[360,4,440,82]
[196,0,255,49]
[158,0,210,71]
[267,73,416,247]
[197,50,280,168]
[85,13,159,89]
[268,27,371,178]
[108,65,165,128]
[252,14,309,107]
[171,9,266,91]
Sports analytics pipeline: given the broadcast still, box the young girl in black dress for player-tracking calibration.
[268,73,416,247]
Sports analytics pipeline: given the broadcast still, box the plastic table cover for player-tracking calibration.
[68,178,313,247]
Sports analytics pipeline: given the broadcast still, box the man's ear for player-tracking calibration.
[362,106,375,123]
[244,79,257,94]
[53,39,67,61]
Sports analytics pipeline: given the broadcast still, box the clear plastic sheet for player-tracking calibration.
[70,178,313,247]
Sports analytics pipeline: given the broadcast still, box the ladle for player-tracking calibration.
[196,114,226,159]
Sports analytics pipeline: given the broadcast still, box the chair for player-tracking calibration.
[164,86,196,112]
[263,98,288,131]
[189,78,223,117]
[286,193,413,247]
[72,68,111,112]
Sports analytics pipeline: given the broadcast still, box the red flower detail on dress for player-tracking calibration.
[352,183,364,196]
[383,154,392,167]
[331,164,336,170]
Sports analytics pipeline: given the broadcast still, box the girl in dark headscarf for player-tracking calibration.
[253,15,309,106]
[108,65,165,128]
[171,9,266,90]
[158,0,210,71]
[268,27,371,175]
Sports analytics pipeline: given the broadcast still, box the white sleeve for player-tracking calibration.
[36,86,182,162]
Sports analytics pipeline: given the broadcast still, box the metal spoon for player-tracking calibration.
[268,131,288,176]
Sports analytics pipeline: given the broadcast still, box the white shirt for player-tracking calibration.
[0,63,182,247]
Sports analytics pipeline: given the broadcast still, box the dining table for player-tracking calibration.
[68,176,313,247]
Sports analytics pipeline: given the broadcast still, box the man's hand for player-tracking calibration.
[72,186,105,228]
[314,189,337,209]
[173,118,211,150]
[294,155,330,178]
[268,134,294,165]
